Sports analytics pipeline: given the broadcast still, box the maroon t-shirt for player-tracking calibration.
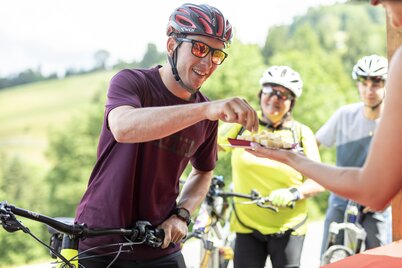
[75,66,218,260]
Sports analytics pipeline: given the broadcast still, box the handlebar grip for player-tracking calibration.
[145,228,164,248]
[153,228,165,241]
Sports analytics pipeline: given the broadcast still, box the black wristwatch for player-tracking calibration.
[172,207,191,226]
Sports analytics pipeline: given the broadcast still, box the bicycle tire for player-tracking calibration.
[321,245,354,265]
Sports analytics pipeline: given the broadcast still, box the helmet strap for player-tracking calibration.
[168,42,198,95]
[368,100,383,111]
[365,88,385,111]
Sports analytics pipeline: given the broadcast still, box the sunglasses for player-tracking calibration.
[356,76,384,87]
[262,86,294,101]
[175,37,228,65]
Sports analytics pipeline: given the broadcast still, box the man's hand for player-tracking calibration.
[206,97,258,132]
[269,188,300,207]
[158,216,188,249]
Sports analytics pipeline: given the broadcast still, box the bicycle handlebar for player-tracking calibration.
[0,201,164,248]
[209,188,294,212]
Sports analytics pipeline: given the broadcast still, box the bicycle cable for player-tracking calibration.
[14,219,75,268]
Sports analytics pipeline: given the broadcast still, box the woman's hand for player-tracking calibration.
[246,142,297,164]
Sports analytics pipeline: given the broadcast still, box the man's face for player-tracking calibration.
[174,35,225,91]
[357,76,385,107]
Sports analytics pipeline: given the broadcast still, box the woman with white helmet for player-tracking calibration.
[218,66,324,268]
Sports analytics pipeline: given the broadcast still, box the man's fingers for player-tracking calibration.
[214,98,258,131]
[239,98,258,132]
[162,231,171,248]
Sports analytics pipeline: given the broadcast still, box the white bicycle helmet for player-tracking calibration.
[259,66,303,98]
[352,55,388,80]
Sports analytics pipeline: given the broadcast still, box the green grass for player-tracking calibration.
[0,70,115,166]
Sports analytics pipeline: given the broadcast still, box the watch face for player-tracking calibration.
[174,207,191,225]
[177,208,189,218]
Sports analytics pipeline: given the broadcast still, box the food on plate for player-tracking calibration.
[236,130,294,149]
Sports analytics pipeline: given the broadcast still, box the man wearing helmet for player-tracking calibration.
[218,66,324,268]
[75,3,258,267]
[316,55,391,257]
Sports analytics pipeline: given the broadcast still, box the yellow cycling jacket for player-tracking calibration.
[218,118,321,235]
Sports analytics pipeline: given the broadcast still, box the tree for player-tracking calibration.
[140,43,165,68]
[0,153,49,266]
[45,91,104,217]
[94,49,111,70]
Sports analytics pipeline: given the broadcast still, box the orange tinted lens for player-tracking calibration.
[212,50,226,65]
[192,42,209,57]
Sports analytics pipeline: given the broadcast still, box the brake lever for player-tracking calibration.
[256,200,279,213]
[145,228,164,248]
[0,202,22,233]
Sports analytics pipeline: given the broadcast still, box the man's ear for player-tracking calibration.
[167,37,176,57]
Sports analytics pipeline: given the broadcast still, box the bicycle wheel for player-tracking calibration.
[321,245,354,265]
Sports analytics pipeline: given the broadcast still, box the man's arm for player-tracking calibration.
[108,97,258,143]
[158,168,213,248]
[176,168,213,214]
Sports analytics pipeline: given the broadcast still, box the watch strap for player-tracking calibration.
[172,207,191,226]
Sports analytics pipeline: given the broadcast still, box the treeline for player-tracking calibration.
[0,3,386,266]
[0,44,165,90]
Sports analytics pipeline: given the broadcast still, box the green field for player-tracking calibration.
[0,70,115,166]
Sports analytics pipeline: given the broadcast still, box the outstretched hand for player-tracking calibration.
[207,97,258,132]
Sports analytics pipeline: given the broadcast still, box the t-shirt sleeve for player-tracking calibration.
[315,108,341,148]
[106,69,144,114]
[191,121,218,172]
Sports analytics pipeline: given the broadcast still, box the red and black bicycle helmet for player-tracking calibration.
[167,3,233,47]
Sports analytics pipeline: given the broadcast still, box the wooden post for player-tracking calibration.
[387,15,402,242]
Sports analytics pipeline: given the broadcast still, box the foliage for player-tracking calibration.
[0,153,49,266]
[203,39,265,105]
[0,69,57,90]
[140,43,166,68]
[45,91,104,217]
[93,49,111,70]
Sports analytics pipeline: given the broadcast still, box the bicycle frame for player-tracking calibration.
[0,201,164,268]
[321,201,367,265]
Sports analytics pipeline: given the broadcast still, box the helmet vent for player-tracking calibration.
[176,15,195,27]
[199,18,213,35]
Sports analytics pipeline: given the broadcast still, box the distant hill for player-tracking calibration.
[0,70,116,166]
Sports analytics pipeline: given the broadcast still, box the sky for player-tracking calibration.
[0,0,345,77]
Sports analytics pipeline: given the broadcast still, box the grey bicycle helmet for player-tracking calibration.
[259,66,303,98]
[352,55,388,80]
[166,3,233,47]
